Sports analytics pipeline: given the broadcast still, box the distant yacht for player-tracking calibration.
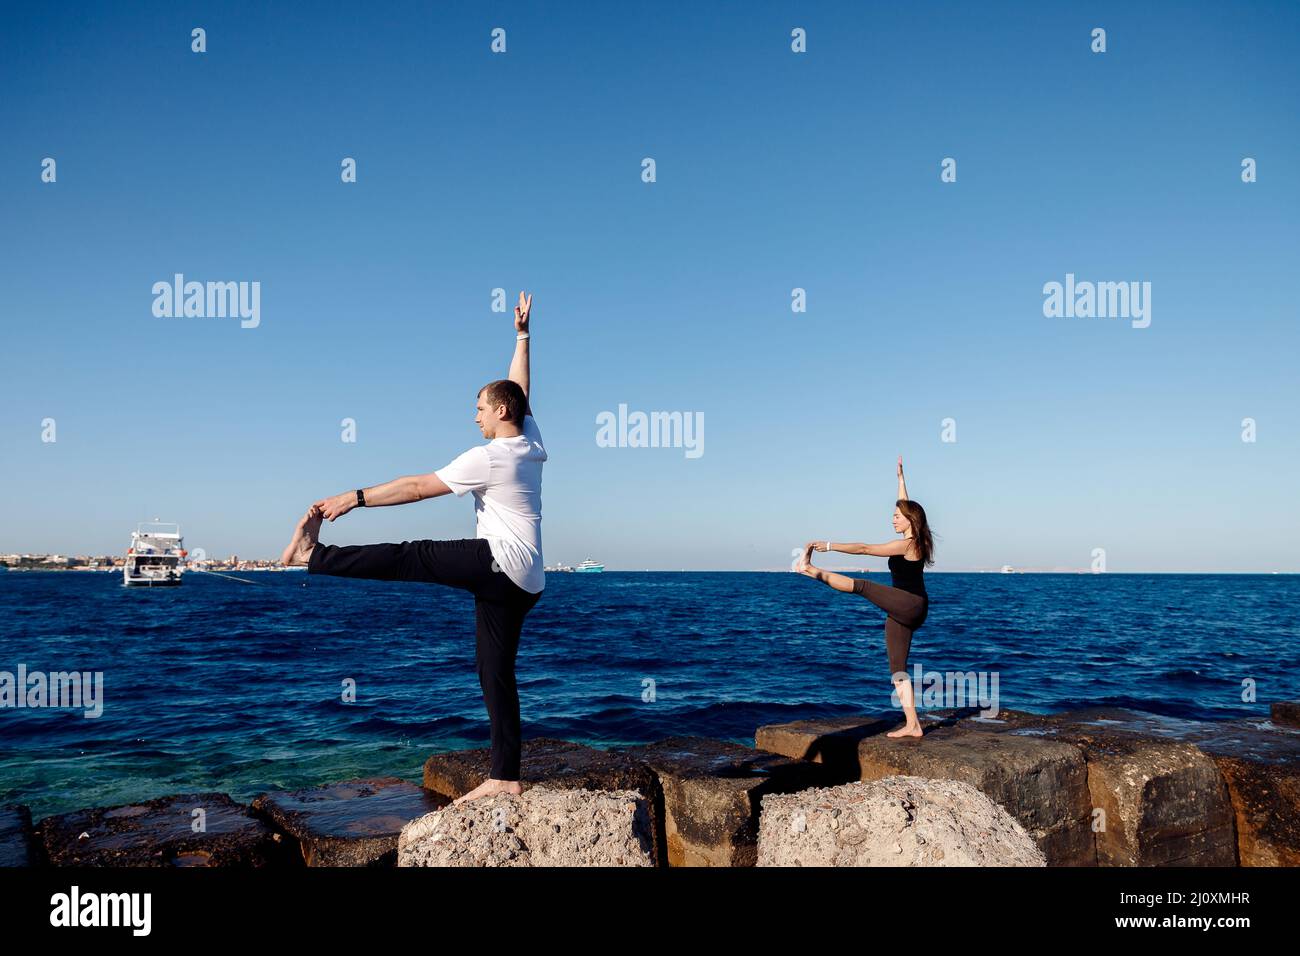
[573,558,605,573]
[1000,565,1015,574]
[123,521,186,587]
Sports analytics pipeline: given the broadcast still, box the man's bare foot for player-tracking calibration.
[886,723,924,738]
[280,506,322,566]
[452,778,524,806]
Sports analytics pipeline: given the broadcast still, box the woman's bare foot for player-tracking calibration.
[280,506,322,566]
[452,778,524,806]
[886,723,924,738]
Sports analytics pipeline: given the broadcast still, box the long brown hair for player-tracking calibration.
[896,499,935,566]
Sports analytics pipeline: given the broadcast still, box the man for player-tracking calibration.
[279,291,545,805]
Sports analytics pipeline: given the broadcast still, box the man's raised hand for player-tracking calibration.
[514,291,532,332]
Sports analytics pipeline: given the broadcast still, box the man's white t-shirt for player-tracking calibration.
[434,413,545,594]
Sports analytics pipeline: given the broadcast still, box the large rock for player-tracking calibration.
[1081,739,1236,866]
[757,775,1046,866]
[422,738,663,865]
[37,793,291,867]
[966,708,1267,865]
[754,715,898,781]
[251,777,448,866]
[1271,701,1300,730]
[930,706,1300,866]
[853,727,1095,865]
[613,736,840,867]
[0,805,41,867]
[1105,709,1300,865]
[423,737,658,797]
[1212,756,1300,866]
[757,712,1094,865]
[397,786,654,867]
[978,708,1263,866]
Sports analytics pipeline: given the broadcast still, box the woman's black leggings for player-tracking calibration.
[307,537,541,781]
[852,578,927,679]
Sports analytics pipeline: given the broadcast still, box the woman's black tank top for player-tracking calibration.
[889,554,927,599]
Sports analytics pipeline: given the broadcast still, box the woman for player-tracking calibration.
[797,456,934,738]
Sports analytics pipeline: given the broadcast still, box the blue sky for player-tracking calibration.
[2,1,1297,571]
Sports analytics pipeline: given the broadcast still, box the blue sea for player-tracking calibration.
[2,570,1297,819]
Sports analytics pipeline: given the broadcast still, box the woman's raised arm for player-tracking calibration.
[805,540,909,557]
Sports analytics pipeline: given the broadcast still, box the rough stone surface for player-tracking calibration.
[754,715,898,781]
[935,706,1299,866]
[757,775,1046,867]
[251,777,448,866]
[1211,755,1300,866]
[1081,739,1236,866]
[397,786,654,867]
[0,805,41,867]
[37,792,292,867]
[853,727,1095,865]
[422,737,663,865]
[930,708,1065,732]
[1272,701,1300,730]
[614,735,840,867]
[948,705,1300,767]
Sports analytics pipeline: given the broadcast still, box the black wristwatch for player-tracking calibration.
[356,488,366,507]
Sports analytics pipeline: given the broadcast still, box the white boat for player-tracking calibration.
[123,521,186,587]
[574,558,604,573]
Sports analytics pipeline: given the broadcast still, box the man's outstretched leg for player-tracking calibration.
[281,507,486,589]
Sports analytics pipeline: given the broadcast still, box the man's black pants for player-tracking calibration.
[307,537,541,780]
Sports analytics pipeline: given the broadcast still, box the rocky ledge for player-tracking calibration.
[3,702,1297,867]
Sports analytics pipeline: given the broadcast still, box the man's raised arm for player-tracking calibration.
[509,290,533,418]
